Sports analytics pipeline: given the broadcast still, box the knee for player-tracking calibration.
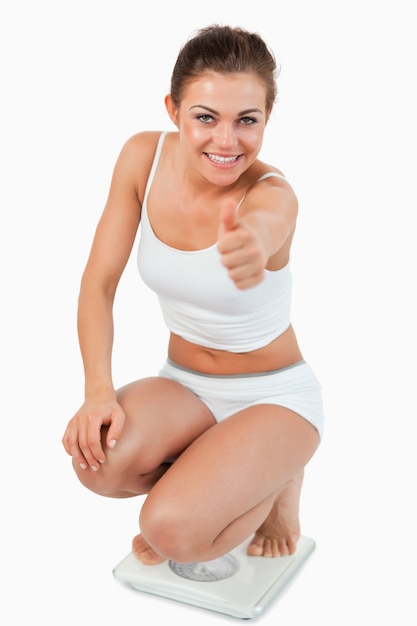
[71,450,153,497]
[139,496,208,563]
[72,459,126,497]
[70,430,163,497]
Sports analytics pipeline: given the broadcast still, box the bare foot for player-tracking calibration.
[132,534,166,565]
[247,470,304,557]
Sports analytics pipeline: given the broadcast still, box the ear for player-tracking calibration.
[165,94,178,126]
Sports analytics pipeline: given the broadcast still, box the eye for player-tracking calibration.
[197,114,215,123]
[239,116,257,125]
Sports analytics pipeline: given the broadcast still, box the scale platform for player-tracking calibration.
[113,535,316,619]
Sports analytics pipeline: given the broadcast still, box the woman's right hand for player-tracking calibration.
[62,396,126,471]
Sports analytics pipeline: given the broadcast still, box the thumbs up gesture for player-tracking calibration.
[217,200,266,290]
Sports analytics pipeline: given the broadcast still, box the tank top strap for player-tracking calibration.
[256,171,287,182]
[142,132,168,211]
[236,171,287,210]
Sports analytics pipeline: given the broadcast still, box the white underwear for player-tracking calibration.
[159,359,324,438]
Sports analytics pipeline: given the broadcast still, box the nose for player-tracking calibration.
[214,123,237,149]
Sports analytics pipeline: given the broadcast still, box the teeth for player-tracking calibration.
[206,153,239,163]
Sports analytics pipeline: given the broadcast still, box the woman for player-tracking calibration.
[62,24,324,565]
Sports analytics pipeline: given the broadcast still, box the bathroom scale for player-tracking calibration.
[113,535,316,619]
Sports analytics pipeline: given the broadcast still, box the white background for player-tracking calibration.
[1,1,416,623]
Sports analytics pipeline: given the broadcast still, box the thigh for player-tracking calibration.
[144,403,320,532]
[109,376,216,473]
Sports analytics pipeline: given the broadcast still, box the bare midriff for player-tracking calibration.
[167,325,303,375]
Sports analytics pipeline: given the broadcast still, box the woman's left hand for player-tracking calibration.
[217,200,266,289]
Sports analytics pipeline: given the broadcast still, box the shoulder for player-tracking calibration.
[117,131,163,165]
[241,159,295,196]
[243,161,298,214]
[112,131,170,203]
[255,162,293,189]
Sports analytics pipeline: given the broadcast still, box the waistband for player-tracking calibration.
[166,358,306,380]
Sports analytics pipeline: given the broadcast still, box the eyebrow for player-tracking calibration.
[189,105,263,116]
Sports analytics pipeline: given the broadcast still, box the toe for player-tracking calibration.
[247,533,265,556]
[262,537,273,557]
[132,534,166,565]
[277,538,290,556]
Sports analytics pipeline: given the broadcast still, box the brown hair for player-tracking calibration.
[170,25,278,113]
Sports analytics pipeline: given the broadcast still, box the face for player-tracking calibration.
[166,72,269,186]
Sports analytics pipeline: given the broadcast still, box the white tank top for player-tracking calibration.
[137,132,292,353]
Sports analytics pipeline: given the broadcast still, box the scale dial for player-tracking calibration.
[169,554,239,582]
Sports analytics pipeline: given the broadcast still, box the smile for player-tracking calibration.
[204,153,241,164]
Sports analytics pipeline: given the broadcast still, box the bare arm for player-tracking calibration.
[217,177,298,289]
[77,143,141,397]
[62,133,155,470]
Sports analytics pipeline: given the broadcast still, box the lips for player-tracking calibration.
[204,153,241,164]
